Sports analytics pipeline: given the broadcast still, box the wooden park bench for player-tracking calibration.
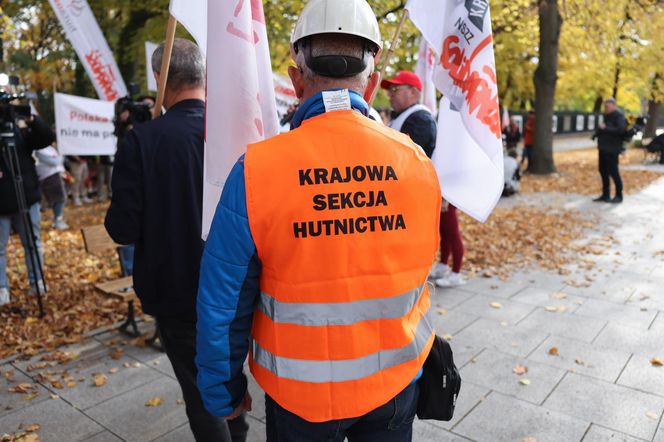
[81,225,161,349]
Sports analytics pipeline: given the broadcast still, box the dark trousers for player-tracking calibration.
[157,317,249,442]
[598,151,623,198]
[266,382,418,442]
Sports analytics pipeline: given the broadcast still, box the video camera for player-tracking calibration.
[0,92,34,132]
[113,96,152,138]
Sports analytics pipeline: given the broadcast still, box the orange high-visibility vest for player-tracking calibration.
[244,110,441,422]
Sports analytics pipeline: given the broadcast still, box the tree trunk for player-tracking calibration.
[531,0,562,175]
[593,96,603,113]
[644,73,662,138]
[611,64,621,101]
[645,100,661,138]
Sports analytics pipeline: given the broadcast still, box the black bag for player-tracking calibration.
[416,335,461,421]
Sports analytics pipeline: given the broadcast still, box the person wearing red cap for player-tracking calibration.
[380,70,437,158]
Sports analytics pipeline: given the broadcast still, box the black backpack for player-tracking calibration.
[416,335,462,421]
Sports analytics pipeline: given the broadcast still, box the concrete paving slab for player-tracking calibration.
[459,349,566,405]
[246,373,266,422]
[511,285,585,312]
[453,391,589,442]
[617,355,664,398]
[0,396,102,442]
[430,310,479,337]
[593,323,664,356]
[528,335,631,383]
[454,318,549,358]
[448,339,485,368]
[413,420,471,441]
[651,312,664,333]
[454,294,536,324]
[85,377,188,442]
[655,422,664,442]
[424,381,490,431]
[11,339,106,376]
[573,298,657,329]
[246,415,267,442]
[82,430,124,441]
[151,423,194,442]
[458,278,528,299]
[51,353,162,410]
[430,288,476,310]
[517,309,606,342]
[582,424,649,441]
[0,363,51,418]
[543,373,664,440]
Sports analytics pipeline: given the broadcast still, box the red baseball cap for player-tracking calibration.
[380,71,423,92]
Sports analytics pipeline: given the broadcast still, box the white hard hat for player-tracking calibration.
[291,0,382,51]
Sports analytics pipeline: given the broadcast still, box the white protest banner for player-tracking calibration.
[48,0,127,101]
[273,73,298,119]
[145,41,158,92]
[407,0,503,222]
[169,0,207,54]
[54,93,116,155]
[203,0,279,238]
[414,38,438,117]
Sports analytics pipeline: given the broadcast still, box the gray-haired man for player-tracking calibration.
[105,38,248,441]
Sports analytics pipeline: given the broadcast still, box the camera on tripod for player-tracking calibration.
[0,92,33,132]
[113,96,152,138]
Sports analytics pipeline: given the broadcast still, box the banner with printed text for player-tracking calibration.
[407,0,503,222]
[54,93,116,155]
[48,0,127,101]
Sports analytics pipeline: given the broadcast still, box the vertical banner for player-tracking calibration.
[170,0,208,54]
[203,0,279,237]
[407,0,503,222]
[414,39,438,117]
[54,93,116,155]
[145,41,158,92]
[273,73,298,120]
[48,0,127,101]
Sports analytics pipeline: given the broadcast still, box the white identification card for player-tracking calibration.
[322,89,351,113]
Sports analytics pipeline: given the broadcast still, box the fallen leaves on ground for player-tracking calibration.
[574,358,585,366]
[521,149,664,196]
[646,410,659,420]
[0,202,134,359]
[489,302,503,309]
[548,347,560,356]
[650,357,664,367]
[544,305,568,313]
[460,207,593,280]
[91,373,107,387]
[145,396,163,407]
[513,365,528,375]
[519,379,531,386]
[1,424,41,442]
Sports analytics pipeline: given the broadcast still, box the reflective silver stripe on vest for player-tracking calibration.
[258,285,425,326]
[252,309,434,383]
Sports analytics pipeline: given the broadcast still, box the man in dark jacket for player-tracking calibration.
[0,114,53,305]
[105,38,247,442]
[380,70,437,158]
[593,98,627,203]
[646,132,664,164]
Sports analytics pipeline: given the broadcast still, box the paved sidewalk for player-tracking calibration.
[1,176,663,441]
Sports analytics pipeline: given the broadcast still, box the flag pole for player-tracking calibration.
[153,15,178,118]
[369,8,409,106]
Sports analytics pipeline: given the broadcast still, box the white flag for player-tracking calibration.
[169,0,207,55]
[414,39,438,117]
[54,93,116,156]
[48,0,127,101]
[145,41,158,92]
[407,0,503,222]
[203,0,279,237]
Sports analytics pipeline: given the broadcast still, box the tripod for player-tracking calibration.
[0,120,46,318]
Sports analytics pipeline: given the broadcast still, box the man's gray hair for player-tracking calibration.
[152,38,205,90]
[295,34,374,92]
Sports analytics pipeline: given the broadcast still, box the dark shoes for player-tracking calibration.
[593,195,623,203]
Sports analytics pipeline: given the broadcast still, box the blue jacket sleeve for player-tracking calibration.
[196,157,261,417]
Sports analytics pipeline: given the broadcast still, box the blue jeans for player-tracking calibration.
[0,203,44,289]
[265,382,419,442]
